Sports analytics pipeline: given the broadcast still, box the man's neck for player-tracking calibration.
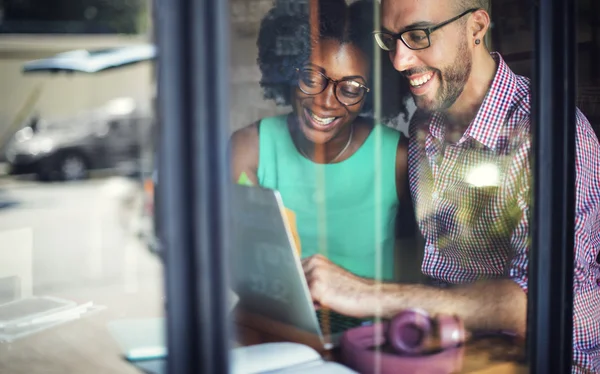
[444,52,498,131]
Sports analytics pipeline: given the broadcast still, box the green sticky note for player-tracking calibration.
[237,172,254,186]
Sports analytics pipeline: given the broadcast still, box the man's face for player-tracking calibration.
[381,0,473,113]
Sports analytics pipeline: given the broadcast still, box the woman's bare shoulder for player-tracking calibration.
[231,122,259,147]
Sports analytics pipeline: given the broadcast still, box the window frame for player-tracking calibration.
[155,0,232,372]
[528,0,576,372]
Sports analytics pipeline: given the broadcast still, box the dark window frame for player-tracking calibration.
[529,0,576,372]
[155,0,231,372]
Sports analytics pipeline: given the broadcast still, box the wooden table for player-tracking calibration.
[0,298,529,374]
[0,278,165,374]
[235,308,530,374]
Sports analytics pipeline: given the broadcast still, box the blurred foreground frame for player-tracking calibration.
[529,0,576,373]
[154,0,232,373]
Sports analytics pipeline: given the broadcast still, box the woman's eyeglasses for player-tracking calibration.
[373,8,479,51]
[295,68,370,106]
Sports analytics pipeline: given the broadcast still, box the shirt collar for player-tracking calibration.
[465,53,516,150]
[428,52,517,150]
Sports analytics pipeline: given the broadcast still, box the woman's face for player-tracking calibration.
[292,39,370,145]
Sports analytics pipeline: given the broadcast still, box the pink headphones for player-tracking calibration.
[340,309,466,374]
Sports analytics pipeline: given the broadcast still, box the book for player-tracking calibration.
[231,342,358,374]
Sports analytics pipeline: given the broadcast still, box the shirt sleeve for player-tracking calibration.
[507,115,600,371]
[571,112,600,371]
[506,133,530,292]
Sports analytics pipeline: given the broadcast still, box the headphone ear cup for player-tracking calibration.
[387,309,432,355]
[437,315,466,349]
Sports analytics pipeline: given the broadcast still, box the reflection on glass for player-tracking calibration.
[230,0,406,284]
[0,1,161,373]
[228,0,600,373]
[3,0,600,372]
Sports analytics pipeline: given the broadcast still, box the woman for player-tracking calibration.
[231,0,409,281]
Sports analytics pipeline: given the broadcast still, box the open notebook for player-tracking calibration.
[231,342,357,373]
[110,338,358,374]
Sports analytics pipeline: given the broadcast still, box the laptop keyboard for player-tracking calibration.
[316,309,369,335]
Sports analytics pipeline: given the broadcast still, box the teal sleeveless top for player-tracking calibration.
[257,115,400,280]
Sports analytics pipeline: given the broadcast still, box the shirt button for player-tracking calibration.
[596,278,600,287]
[432,191,440,200]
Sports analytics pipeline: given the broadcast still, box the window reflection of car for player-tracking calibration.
[5,98,153,181]
[15,44,160,254]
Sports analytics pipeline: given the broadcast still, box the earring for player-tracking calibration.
[475,39,481,45]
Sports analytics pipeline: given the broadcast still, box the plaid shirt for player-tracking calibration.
[408,53,600,372]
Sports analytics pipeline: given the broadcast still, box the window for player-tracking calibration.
[1,0,599,373]
[0,0,150,34]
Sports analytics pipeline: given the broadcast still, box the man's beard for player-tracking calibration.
[413,40,472,113]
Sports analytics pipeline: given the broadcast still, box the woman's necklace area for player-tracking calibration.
[298,125,354,164]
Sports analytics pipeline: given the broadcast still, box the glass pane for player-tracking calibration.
[494,0,598,371]
[225,0,598,372]
[226,0,547,373]
[578,0,600,138]
[573,0,600,371]
[0,1,162,373]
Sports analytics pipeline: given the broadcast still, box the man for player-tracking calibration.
[302,0,600,371]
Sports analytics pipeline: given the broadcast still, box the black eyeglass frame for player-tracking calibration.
[373,8,480,51]
[294,67,370,106]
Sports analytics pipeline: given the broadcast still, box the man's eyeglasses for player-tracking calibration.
[373,8,479,51]
[295,67,370,106]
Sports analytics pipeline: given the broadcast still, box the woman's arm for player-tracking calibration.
[230,121,303,253]
[230,122,260,184]
[395,135,409,201]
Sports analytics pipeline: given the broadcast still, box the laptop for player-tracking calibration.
[230,184,368,349]
[108,184,366,367]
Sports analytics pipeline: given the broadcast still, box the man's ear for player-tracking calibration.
[470,9,491,43]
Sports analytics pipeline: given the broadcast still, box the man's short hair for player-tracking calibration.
[456,0,490,12]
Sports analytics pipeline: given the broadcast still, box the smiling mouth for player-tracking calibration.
[407,71,435,88]
[304,108,340,128]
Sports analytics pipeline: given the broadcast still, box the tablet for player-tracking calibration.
[107,318,167,361]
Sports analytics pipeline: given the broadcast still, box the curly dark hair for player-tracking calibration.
[257,0,410,122]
